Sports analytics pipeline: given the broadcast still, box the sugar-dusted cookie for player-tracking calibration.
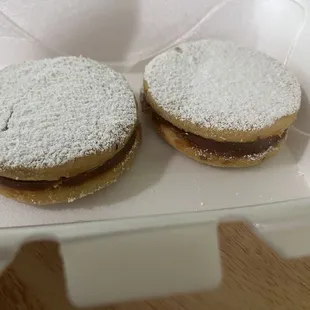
[0,57,139,204]
[143,40,301,167]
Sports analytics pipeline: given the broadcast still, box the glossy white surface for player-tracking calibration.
[62,223,221,307]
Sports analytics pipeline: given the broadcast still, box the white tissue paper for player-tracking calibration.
[0,0,219,68]
[0,0,305,69]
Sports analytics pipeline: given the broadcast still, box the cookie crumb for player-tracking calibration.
[174,47,183,53]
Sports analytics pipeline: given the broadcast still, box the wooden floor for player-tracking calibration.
[1,222,310,310]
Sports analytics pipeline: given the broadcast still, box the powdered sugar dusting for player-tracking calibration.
[144,40,301,132]
[0,57,137,168]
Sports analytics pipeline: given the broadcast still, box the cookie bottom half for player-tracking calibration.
[153,116,281,168]
[0,129,140,205]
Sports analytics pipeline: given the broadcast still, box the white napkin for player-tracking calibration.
[0,0,305,68]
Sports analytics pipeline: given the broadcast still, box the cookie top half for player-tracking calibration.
[144,40,301,142]
[0,57,137,180]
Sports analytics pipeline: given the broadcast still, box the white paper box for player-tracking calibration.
[1,0,310,307]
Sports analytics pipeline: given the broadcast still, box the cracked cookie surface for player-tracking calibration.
[0,57,138,181]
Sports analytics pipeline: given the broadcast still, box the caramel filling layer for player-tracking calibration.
[151,108,286,158]
[0,129,137,191]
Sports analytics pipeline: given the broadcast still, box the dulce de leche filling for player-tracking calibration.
[151,107,286,158]
[0,129,137,191]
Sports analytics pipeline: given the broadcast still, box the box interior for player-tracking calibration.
[0,72,309,228]
[1,0,310,228]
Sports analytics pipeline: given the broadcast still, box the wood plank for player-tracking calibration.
[1,222,310,309]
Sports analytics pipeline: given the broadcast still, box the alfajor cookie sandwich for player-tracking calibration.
[143,39,301,167]
[0,57,139,204]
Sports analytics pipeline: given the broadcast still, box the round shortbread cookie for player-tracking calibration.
[0,56,138,181]
[144,39,301,143]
